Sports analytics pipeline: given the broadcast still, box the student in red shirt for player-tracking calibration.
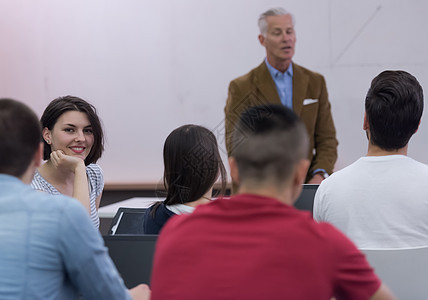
[150,104,395,300]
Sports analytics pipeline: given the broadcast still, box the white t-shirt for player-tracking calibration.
[166,203,195,215]
[313,155,428,249]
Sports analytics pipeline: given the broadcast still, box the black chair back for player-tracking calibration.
[294,184,319,213]
[103,234,158,288]
[108,207,147,235]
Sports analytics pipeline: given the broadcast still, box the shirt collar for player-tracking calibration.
[265,58,293,78]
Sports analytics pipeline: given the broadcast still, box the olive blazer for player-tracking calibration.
[224,61,338,180]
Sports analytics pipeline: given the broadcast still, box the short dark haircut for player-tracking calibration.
[0,99,41,177]
[365,70,424,150]
[231,104,308,187]
[41,96,104,165]
[153,125,226,214]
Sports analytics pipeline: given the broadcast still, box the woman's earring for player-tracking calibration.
[45,139,51,145]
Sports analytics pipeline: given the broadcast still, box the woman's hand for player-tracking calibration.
[50,150,85,173]
[50,150,91,214]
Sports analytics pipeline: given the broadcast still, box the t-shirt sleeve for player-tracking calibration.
[58,198,131,300]
[326,224,381,300]
[313,181,326,222]
[87,164,104,197]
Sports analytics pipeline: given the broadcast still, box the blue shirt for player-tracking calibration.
[265,58,293,109]
[0,174,131,300]
[265,61,326,177]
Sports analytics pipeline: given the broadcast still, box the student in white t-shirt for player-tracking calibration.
[314,70,428,249]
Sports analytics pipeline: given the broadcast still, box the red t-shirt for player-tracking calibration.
[151,194,381,300]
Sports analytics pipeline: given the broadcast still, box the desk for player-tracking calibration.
[99,184,317,219]
[98,197,162,218]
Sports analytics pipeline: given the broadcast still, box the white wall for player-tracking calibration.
[1,0,427,184]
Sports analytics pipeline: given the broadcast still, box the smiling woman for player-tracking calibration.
[31,96,105,229]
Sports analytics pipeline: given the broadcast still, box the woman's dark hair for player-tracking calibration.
[152,125,226,214]
[41,95,104,165]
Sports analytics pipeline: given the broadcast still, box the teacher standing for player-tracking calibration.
[224,7,338,184]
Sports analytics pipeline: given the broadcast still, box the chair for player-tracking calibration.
[293,184,319,213]
[108,207,147,235]
[103,234,158,288]
[362,246,428,299]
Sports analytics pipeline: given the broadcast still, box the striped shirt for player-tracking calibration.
[31,164,104,229]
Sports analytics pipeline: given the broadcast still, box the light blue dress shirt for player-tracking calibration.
[265,60,327,177]
[265,58,293,109]
[0,174,132,300]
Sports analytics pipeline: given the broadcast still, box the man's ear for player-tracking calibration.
[34,142,44,168]
[20,143,44,184]
[295,159,310,186]
[228,157,239,185]
[258,34,265,46]
[290,159,310,202]
[363,112,369,131]
[414,120,421,134]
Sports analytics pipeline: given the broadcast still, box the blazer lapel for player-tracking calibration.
[254,62,281,105]
[292,63,309,116]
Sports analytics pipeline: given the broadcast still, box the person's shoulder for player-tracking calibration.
[86,163,104,189]
[144,202,175,232]
[30,169,51,192]
[86,163,103,176]
[322,158,364,183]
[294,210,348,244]
[155,211,190,240]
[230,61,266,85]
[162,200,207,228]
[25,186,84,215]
[146,202,174,220]
[313,220,358,248]
[293,62,325,81]
[155,202,175,216]
[392,156,428,181]
[44,191,84,211]
[403,156,428,168]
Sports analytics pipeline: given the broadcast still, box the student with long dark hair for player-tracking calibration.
[31,96,105,229]
[143,125,227,234]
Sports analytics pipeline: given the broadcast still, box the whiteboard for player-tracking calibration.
[1,0,427,184]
